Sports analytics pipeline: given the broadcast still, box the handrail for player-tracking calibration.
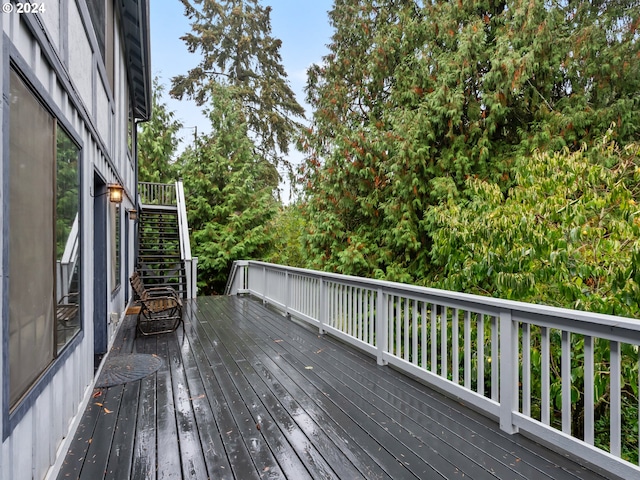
[226,260,640,479]
[56,213,79,302]
[175,180,197,298]
[139,181,176,206]
[225,260,248,295]
[224,261,238,295]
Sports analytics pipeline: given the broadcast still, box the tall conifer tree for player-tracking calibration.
[171,0,305,167]
[138,79,182,183]
[179,85,279,294]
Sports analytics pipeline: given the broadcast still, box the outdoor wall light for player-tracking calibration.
[129,208,138,221]
[90,183,125,203]
[107,184,124,203]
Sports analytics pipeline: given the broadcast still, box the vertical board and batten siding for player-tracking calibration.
[1,3,138,479]
[0,20,4,475]
[231,260,640,480]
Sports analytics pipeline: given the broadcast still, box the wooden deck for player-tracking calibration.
[56,295,608,480]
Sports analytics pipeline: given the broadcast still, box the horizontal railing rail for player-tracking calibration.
[139,181,177,206]
[225,260,640,479]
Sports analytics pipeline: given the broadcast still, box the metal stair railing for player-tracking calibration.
[139,181,176,206]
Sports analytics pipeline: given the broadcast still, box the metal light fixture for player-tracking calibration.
[129,208,138,221]
[108,184,124,203]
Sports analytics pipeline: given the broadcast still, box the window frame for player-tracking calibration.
[2,57,85,438]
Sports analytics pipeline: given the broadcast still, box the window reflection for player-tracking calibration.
[56,128,81,352]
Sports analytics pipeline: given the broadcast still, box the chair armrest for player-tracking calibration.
[58,292,79,305]
[145,286,180,297]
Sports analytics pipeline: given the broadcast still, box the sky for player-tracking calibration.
[149,0,335,199]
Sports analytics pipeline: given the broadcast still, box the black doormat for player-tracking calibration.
[96,353,164,388]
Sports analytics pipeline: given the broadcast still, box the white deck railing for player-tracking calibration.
[226,260,640,479]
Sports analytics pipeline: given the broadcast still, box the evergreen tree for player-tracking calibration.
[138,79,182,183]
[171,0,305,168]
[178,85,279,294]
[301,0,422,280]
[301,0,640,282]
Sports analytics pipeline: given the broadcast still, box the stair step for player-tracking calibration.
[138,204,188,298]
[139,234,179,238]
[138,251,181,255]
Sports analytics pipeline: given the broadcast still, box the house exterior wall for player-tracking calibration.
[0,2,148,479]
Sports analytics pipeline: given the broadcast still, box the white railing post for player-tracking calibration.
[285,271,290,317]
[499,309,518,434]
[192,257,198,298]
[262,266,267,304]
[376,288,388,366]
[319,277,327,334]
[184,260,192,298]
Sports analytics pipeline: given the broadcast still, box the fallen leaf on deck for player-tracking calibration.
[104,408,113,414]
[315,349,324,354]
[263,467,270,472]
[94,403,104,407]
[305,366,313,370]
[274,339,283,343]
[92,391,102,398]
[189,394,205,400]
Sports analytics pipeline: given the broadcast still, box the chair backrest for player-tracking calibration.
[130,272,147,300]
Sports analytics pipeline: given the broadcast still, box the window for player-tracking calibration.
[105,0,115,91]
[9,69,81,408]
[88,0,114,92]
[87,0,106,60]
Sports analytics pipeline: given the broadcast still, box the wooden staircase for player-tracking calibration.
[137,206,187,298]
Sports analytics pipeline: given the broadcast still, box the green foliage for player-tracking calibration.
[171,0,305,168]
[178,85,279,294]
[263,203,308,268]
[138,78,182,183]
[425,136,640,316]
[300,0,640,282]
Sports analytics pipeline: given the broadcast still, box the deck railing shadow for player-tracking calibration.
[226,260,640,479]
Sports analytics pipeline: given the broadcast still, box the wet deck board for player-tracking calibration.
[57,296,607,480]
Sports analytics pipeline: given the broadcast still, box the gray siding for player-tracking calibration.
[0,2,145,478]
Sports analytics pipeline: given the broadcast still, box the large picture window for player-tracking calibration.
[9,69,81,408]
